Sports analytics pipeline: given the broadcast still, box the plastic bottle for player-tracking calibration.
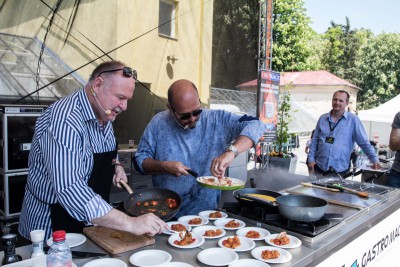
[46,230,72,267]
[30,230,45,258]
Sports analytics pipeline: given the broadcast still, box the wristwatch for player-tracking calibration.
[226,144,239,157]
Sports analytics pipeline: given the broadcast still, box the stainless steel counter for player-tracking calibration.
[3,170,400,266]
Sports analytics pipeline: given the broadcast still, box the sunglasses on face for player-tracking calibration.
[170,105,203,120]
[96,67,137,81]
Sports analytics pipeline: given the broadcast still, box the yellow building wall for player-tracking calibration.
[0,0,213,104]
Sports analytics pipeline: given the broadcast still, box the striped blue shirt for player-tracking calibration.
[135,109,266,217]
[19,89,115,240]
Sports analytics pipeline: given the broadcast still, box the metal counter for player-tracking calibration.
[3,170,400,266]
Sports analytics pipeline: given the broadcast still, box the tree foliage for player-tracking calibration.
[272,0,315,71]
[357,33,400,109]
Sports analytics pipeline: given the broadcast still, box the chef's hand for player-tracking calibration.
[371,161,382,170]
[113,165,128,188]
[161,161,191,177]
[132,213,169,236]
[307,162,316,175]
[211,151,235,178]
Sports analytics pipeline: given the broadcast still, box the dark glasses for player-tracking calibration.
[170,105,203,120]
[96,67,137,81]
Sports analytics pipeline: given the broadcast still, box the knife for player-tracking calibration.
[187,169,198,178]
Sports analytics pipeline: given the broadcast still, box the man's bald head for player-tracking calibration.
[167,79,198,105]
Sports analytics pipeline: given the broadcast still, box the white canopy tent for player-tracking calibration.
[358,94,400,145]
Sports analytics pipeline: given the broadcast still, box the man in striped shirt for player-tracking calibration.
[19,61,167,240]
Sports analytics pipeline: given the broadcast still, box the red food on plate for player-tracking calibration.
[209,211,222,218]
[270,232,290,246]
[225,219,240,228]
[173,231,196,246]
[188,217,202,225]
[203,229,223,237]
[246,230,260,239]
[261,249,280,259]
[171,223,186,232]
[222,236,241,249]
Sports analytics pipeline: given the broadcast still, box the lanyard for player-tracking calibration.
[329,116,343,135]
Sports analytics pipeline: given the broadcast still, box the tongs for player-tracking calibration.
[331,184,369,198]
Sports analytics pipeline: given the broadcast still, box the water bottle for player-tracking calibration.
[46,230,72,267]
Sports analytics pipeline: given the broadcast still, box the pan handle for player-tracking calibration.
[119,180,134,194]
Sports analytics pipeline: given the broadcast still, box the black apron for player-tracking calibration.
[50,147,117,233]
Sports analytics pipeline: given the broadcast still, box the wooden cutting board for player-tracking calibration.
[83,226,155,254]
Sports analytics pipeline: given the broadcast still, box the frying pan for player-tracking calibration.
[233,188,282,212]
[120,180,181,221]
[276,195,328,222]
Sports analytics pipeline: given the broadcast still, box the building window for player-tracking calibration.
[159,0,176,38]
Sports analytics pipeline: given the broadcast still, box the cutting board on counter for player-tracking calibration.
[83,226,155,254]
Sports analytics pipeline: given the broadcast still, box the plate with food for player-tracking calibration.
[218,235,256,252]
[236,227,271,241]
[214,218,246,230]
[178,215,209,226]
[265,232,302,249]
[168,231,205,249]
[198,210,228,220]
[47,233,86,248]
[228,259,270,267]
[197,176,245,190]
[251,246,292,264]
[192,225,226,239]
[162,221,192,235]
[197,247,239,266]
[129,249,172,266]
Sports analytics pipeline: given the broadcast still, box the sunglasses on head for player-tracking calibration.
[96,66,137,81]
[170,105,203,120]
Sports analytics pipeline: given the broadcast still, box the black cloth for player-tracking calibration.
[50,148,117,233]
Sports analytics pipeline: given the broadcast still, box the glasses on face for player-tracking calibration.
[96,66,137,81]
[170,105,203,120]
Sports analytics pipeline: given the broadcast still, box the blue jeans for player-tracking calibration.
[387,169,400,188]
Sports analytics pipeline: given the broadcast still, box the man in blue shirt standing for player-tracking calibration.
[308,90,380,177]
[135,79,266,217]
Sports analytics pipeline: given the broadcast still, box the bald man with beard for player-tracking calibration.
[135,79,267,217]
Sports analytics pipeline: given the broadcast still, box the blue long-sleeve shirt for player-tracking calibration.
[19,89,115,240]
[308,111,378,172]
[135,109,266,217]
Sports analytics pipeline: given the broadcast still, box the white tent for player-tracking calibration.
[358,94,400,145]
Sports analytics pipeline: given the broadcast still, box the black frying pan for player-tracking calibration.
[233,188,282,212]
[120,180,181,221]
[276,195,328,222]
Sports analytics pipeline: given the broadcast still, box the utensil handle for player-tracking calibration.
[301,182,339,192]
[119,180,133,194]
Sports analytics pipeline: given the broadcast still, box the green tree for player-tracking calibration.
[321,17,365,85]
[272,0,316,71]
[357,33,400,109]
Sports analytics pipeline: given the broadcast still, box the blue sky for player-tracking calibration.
[303,0,400,34]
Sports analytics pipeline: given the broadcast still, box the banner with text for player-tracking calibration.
[257,70,280,143]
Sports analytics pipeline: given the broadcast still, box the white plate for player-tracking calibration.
[83,258,127,267]
[228,259,270,267]
[197,247,239,266]
[218,235,256,252]
[162,221,192,235]
[265,233,302,249]
[168,232,205,249]
[251,246,292,264]
[156,262,193,267]
[192,225,226,239]
[236,227,271,241]
[46,233,86,248]
[129,249,172,266]
[214,218,246,230]
[178,215,209,226]
[198,210,228,220]
[4,256,78,267]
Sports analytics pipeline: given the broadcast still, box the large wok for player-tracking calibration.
[233,188,282,213]
[120,180,181,221]
[276,195,328,222]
